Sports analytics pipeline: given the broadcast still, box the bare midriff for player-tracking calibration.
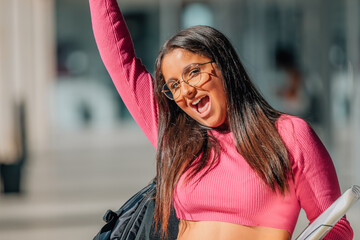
[177,220,291,240]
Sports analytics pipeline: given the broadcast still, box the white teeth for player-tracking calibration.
[192,96,204,105]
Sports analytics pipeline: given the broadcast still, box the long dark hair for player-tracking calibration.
[153,25,292,236]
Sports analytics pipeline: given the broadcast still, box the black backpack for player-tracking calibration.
[93,180,179,240]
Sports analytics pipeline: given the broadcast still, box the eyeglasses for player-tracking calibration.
[162,61,214,100]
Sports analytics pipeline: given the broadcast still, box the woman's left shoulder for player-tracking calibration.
[276,114,309,128]
[275,114,313,139]
[275,114,328,159]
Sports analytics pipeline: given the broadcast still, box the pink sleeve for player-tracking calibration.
[277,116,353,239]
[89,0,158,148]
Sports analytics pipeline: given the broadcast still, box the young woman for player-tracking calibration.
[89,0,354,239]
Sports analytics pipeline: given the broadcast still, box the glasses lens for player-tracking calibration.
[163,84,174,99]
[183,65,202,86]
[163,81,181,100]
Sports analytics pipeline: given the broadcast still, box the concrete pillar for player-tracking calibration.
[301,0,333,146]
[0,0,55,154]
[159,0,181,46]
[29,0,56,153]
[0,0,20,162]
[346,0,360,185]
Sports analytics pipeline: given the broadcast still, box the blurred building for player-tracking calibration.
[55,0,360,185]
[0,0,359,194]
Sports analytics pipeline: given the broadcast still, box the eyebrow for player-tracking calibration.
[164,63,198,83]
[164,77,178,84]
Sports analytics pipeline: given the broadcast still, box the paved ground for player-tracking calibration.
[0,123,358,240]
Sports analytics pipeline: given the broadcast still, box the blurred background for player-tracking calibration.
[0,0,359,239]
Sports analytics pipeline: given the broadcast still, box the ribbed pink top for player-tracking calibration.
[89,0,353,238]
[173,115,352,237]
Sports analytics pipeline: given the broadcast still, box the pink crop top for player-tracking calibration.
[89,0,353,238]
[173,116,345,236]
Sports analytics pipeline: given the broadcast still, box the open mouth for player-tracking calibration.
[191,96,210,116]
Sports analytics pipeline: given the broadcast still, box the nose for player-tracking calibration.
[181,81,196,98]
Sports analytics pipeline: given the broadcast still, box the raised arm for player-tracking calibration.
[278,116,353,239]
[89,0,158,148]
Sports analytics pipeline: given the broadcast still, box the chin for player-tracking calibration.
[200,118,228,130]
